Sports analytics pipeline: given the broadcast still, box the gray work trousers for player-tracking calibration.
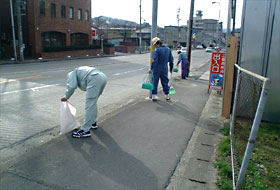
[80,72,107,131]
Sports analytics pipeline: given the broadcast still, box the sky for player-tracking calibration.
[91,0,244,28]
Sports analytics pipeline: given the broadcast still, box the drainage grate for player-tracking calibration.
[188,178,207,184]
[201,143,213,147]
[204,132,215,135]
[197,158,210,162]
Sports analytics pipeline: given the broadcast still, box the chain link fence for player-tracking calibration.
[229,64,270,190]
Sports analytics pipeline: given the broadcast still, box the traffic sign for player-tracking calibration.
[208,52,225,91]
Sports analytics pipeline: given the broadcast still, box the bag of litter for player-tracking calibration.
[60,101,80,135]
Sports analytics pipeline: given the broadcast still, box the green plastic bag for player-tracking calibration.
[142,72,154,90]
[169,87,176,94]
[169,73,176,94]
[173,67,178,72]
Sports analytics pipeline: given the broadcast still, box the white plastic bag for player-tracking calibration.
[60,101,80,135]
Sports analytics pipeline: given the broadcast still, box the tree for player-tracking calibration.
[92,16,107,39]
[119,22,135,42]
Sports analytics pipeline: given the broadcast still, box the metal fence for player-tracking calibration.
[229,64,270,190]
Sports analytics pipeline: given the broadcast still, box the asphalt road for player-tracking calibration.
[0,50,211,157]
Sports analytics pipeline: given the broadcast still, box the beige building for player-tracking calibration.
[164,10,223,49]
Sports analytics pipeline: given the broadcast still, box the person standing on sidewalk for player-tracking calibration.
[149,37,174,101]
[176,50,189,79]
[61,66,107,138]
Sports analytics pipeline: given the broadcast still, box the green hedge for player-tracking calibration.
[103,43,115,48]
[43,45,101,52]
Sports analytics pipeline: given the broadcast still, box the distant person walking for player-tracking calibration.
[177,50,189,79]
[61,66,107,138]
[149,37,174,101]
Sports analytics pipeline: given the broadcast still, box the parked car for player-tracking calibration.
[196,45,203,49]
[205,47,213,53]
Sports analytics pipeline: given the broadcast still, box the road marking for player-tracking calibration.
[0,75,50,84]
[191,59,211,72]
[0,84,60,95]
[114,68,144,76]
[199,71,210,81]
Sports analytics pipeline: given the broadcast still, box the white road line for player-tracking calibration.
[199,71,210,81]
[114,68,144,76]
[0,84,60,95]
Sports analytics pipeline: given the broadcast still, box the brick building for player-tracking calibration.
[1,0,95,59]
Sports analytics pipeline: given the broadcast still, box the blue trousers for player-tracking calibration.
[181,59,189,78]
[152,69,169,95]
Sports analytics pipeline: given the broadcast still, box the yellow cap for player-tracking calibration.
[152,37,160,46]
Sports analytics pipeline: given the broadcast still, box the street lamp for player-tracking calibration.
[139,0,142,54]
[212,1,220,21]
[9,0,17,61]
[212,1,221,47]
[177,7,181,48]
[106,20,110,40]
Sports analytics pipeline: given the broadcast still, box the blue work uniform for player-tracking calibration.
[151,45,174,95]
[65,66,107,131]
[177,52,189,78]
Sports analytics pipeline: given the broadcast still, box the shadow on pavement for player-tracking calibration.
[67,127,158,189]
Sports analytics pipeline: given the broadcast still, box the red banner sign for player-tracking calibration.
[208,52,225,91]
[92,29,96,37]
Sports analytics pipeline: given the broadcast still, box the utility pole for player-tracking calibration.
[15,0,24,62]
[149,0,158,99]
[9,0,17,62]
[151,0,158,40]
[139,0,142,54]
[226,0,232,40]
[232,0,237,35]
[187,0,195,67]
[177,7,181,47]
[212,1,221,47]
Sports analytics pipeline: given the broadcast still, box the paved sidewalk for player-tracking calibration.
[0,77,224,190]
[166,90,224,190]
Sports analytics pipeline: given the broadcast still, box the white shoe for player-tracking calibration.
[152,95,159,101]
[165,94,170,100]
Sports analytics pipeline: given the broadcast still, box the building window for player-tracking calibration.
[51,3,56,18]
[69,7,74,19]
[61,5,66,18]
[42,32,66,48]
[39,0,45,16]
[78,9,82,20]
[85,10,89,21]
[71,33,89,46]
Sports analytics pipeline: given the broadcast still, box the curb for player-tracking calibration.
[0,55,116,65]
[0,52,150,65]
